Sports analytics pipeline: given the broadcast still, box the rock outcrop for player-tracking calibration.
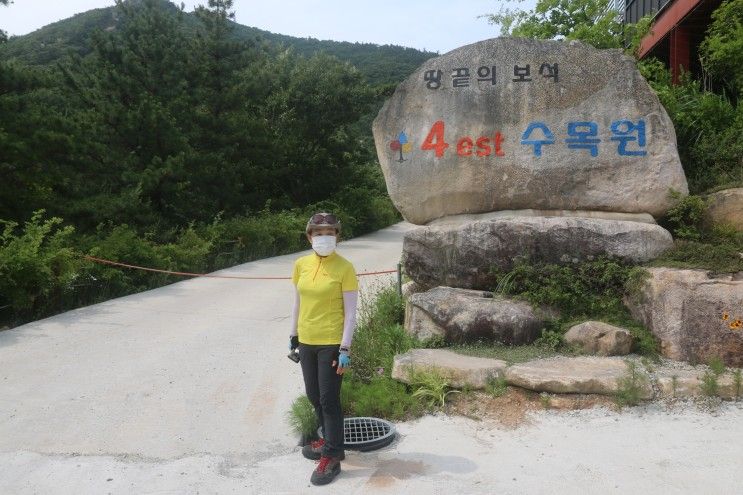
[405,287,554,344]
[625,268,743,366]
[564,321,633,356]
[706,188,743,231]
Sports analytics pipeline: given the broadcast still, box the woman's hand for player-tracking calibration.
[333,349,351,375]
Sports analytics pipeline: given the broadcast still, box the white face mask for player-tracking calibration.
[312,235,336,257]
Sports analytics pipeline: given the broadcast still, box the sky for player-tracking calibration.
[1,0,537,54]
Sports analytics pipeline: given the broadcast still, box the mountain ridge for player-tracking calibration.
[0,0,437,86]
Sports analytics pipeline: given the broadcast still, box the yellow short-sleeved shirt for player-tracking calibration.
[292,251,359,345]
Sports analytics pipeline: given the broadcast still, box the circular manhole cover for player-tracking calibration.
[318,417,396,452]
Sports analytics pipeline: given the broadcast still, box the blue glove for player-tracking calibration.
[338,350,351,369]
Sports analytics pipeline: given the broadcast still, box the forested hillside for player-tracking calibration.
[0,0,436,86]
[0,0,433,328]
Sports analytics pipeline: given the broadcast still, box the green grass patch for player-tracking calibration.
[450,341,568,364]
[648,237,743,274]
[652,193,743,274]
[484,374,508,398]
[341,371,424,419]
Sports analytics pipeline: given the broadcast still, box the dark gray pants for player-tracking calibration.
[298,344,344,458]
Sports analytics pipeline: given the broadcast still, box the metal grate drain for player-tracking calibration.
[318,417,396,452]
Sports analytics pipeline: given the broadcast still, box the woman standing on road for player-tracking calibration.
[289,212,358,486]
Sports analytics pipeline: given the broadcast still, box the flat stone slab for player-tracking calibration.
[391,350,743,402]
[427,209,659,227]
[391,348,507,389]
[403,215,673,290]
[504,356,653,398]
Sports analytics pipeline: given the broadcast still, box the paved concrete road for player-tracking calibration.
[2,221,743,494]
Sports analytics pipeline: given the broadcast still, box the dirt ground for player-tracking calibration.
[447,387,617,428]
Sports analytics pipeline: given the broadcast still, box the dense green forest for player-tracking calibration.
[0,0,434,328]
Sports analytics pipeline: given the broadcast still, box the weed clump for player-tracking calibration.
[286,395,319,440]
[700,370,720,398]
[615,360,648,407]
[733,369,743,400]
[408,367,461,409]
[350,285,414,381]
[484,374,508,398]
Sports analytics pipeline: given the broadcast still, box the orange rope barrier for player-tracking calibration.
[82,255,398,280]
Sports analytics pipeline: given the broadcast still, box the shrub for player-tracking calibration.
[615,360,648,407]
[663,190,708,241]
[493,257,640,318]
[286,395,319,438]
[204,209,307,270]
[0,210,78,326]
[643,66,743,194]
[408,367,460,409]
[341,371,423,419]
[77,223,173,303]
[350,285,413,381]
[157,225,213,273]
[491,257,660,356]
[707,356,727,376]
[535,328,563,351]
[654,195,743,273]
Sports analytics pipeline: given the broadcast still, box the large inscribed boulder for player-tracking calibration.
[373,38,688,225]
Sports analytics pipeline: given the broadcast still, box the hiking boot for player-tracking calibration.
[310,456,342,486]
[302,438,345,461]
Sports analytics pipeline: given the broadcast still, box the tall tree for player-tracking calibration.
[0,62,78,222]
[700,0,743,98]
[60,0,194,228]
[0,0,10,43]
[484,0,624,49]
[184,0,274,217]
[259,52,375,207]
